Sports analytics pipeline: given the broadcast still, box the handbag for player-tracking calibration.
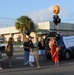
[5,45,10,55]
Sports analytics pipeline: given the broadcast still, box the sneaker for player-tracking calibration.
[57,63,59,66]
[25,63,27,65]
[30,63,34,67]
[0,68,2,70]
[9,64,12,67]
[27,61,29,64]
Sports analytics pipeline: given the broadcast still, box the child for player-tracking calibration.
[29,48,35,66]
[52,46,60,66]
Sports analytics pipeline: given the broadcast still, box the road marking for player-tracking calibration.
[0,56,8,61]
[16,57,24,59]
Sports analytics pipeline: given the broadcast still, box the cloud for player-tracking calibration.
[28,6,53,23]
[28,5,69,23]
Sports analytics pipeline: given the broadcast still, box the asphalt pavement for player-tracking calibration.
[0,51,74,75]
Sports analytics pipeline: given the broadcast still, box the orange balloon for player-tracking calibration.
[53,5,60,14]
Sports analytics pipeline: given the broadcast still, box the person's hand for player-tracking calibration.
[52,55,54,58]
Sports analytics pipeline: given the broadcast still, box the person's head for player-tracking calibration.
[40,38,44,42]
[56,47,60,52]
[50,37,56,42]
[8,37,13,43]
[28,36,32,40]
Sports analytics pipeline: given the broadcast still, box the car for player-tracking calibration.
[0,43,6,53]
[44,32,74,60]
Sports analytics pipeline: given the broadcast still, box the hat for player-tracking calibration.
[29,36,34,39]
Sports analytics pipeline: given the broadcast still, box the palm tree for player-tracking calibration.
[15,16,34,41]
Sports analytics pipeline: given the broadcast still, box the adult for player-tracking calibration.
[38,38,45,61]
[5,37,13,67]
[49,37,58,62]
[28,36,34,49]
[23,38,30,65]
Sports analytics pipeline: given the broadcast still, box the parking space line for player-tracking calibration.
[16,57,24,59]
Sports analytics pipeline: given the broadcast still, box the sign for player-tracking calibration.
[63,36,74,48]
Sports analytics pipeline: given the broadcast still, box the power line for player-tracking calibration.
[0,17,16,20]
[0,16,74,23]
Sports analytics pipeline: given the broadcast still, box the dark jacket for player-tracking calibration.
[38,41,45,50]
[23,42,30,52]
[28,40,34,48]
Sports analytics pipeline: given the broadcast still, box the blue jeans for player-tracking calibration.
[24,51,29,64]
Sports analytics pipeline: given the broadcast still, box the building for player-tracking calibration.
[0,26,37,43]
[37,21,74,35]
[0,21,74,43]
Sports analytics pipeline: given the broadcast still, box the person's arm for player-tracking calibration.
[23,42,30,49]
[38,42,40,47]
[52,51,56,57]
[24,46,29,49]
[49,41,52,49]
[5,43,9,50]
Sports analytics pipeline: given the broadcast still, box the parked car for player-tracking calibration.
[0,43,6,53]
[44,32,74,60]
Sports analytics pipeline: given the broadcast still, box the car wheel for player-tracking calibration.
[65,51,71,60]
[46,55,50,59]
[0,46,5,53]
[45,52,51,60]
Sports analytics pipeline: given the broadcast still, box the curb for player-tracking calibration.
[0,63,74,73]
[0,66,54,73]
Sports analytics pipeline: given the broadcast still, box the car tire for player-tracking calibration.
[0,46,5,53]
[65,51,71,60]
[46,55,50,59]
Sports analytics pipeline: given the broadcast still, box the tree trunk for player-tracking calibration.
[22,33,26,42]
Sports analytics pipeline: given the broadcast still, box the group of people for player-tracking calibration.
[23,36,35,67]
[0,36,61,70]
[38,37,61,66]
[49,37,61,66]
[23,36,46,67]
[0,36,35,69]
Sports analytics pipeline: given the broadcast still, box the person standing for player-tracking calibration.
[28,36,35,66]
[28,36,34,49]
[5,37,13,67]
[38,38,45,61]
[52,46,60,66]
[23,38,30,65]
[29,48,35,66]
[49,37,57,62]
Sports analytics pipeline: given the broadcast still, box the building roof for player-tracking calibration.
[0,26,19,34]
